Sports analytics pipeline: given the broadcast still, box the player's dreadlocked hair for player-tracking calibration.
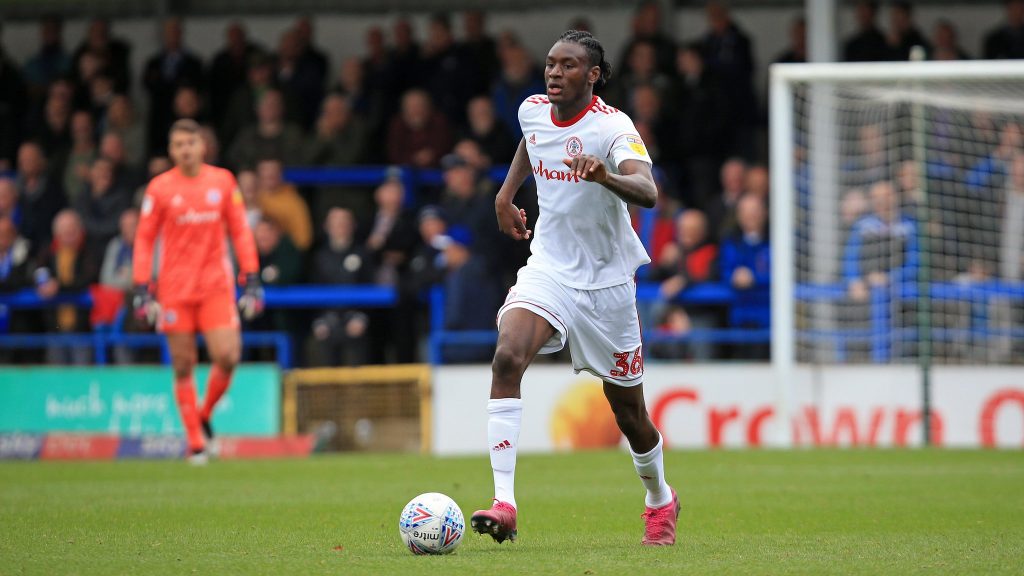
[557,30,612,90]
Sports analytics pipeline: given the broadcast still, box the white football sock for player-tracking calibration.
[631,433,672,508]
[487,398,522,510]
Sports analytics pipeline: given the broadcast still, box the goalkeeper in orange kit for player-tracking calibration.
[132,119,264,464]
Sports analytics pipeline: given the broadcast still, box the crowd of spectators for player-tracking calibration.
[0,1,1022,365]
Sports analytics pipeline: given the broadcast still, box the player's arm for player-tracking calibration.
[225,186,264,320]
[132,190,162,287]
[131,188,163,324]
[495,137,532,241]
[563,156,657,209]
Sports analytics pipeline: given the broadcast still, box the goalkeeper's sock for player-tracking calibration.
[200,364,233,422]
[631,433,672,508]
[174,374,205,453]
[488,398,522,510]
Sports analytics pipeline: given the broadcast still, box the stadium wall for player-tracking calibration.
[0,4,1004,107]
[432,364,1024,453]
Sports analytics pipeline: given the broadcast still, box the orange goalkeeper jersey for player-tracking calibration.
[133,164,258,303]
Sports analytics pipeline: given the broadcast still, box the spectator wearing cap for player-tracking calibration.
[409,201,497,358]
[311,208,374,367]
[439,151,506,279]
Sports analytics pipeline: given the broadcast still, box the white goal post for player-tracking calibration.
[770,60,1024,447]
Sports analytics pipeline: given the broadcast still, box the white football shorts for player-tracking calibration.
[496,266,644,386]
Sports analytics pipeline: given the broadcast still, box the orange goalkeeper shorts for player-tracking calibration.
[158,290,240,334]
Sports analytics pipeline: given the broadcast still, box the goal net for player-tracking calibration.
[772,61,1024,368]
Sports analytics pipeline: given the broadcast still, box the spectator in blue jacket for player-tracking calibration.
[844,180,918,302]
[720,194,770,358]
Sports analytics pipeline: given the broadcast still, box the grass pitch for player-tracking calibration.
[1,449,1022,575]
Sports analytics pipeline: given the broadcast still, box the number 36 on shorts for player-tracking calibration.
[610,346,644,378]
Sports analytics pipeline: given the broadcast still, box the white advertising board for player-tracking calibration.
[432,364,1024,454]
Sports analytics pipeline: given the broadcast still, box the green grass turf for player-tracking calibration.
[1,450,1022,575]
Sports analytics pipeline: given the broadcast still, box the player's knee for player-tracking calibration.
[609,400,647,438]
[491,345,528,381]
[171,358,194,380]
[212,350,240,372]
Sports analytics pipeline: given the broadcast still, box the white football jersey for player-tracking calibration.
[518,94,652,289]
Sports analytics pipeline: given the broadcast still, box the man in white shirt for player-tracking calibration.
[471,30,679,547]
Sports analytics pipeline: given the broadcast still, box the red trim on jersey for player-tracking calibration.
[550,95,598,128]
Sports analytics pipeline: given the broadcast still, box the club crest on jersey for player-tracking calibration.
[565,136,583,158]
[529,133,536,145]
[206,189,222,205]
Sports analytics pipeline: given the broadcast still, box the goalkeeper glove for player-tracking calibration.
[238,273,265,321]
[131,284,160,327]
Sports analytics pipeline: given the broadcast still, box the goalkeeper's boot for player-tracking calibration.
[641,488,680,546]
[200,417,219,458]
[187,448,209,467]
[471,500,517,543]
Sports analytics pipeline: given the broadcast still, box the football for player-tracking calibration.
[398,492,465,555]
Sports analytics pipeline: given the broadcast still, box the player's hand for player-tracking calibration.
[562,155,608,184]
[131,284,160,327]
[238,273,265,321]
[495,200,531,240]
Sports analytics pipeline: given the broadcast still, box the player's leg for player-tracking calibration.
[472,307,558,543]
[574,282,678,545]
[605,381,679,546]
[200,327,241,436]
[165,329,206,458]
[198,291,243,440]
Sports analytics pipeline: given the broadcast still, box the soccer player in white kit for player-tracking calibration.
[470,30,679,546]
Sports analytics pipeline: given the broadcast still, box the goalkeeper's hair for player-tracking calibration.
[169,118,201,137]
[557,30,612,90]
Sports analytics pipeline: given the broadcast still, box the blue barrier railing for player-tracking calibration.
[0,285,394,368]
[4,279,1023,365]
